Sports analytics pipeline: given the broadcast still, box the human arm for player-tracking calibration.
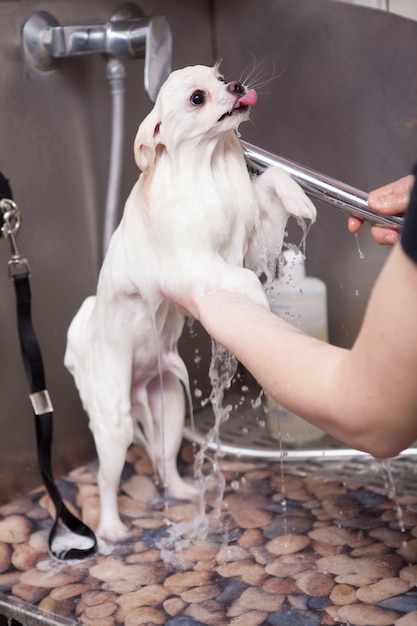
[348,174,413,245]
[184,241,417,459]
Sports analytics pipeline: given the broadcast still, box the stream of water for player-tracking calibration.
[158,338,238,566]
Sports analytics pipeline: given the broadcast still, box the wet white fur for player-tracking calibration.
[64,64,316,541]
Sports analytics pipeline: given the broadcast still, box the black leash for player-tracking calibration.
[0,174,97,560]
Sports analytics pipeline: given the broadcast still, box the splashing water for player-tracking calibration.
[354,233,365,260]
[194,339,238,517]
[268,398,288,520]
[295,216,313,258]
[378,459,406,541]
[158,339,238,565]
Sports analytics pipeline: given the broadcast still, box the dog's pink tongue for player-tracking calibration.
[238,89,258,107]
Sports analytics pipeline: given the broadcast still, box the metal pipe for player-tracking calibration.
[103,58,126,257]
[242,141,404,231]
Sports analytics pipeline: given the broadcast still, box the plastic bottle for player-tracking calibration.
[266,248,328,445]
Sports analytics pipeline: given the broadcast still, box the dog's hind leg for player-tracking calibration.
[94,414,134,541]
[147,370,197,499]
[65,299,134,540]
[87,344,135,541]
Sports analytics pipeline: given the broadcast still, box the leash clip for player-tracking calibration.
[0,199,32,279]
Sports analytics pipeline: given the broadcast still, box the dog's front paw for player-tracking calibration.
[256,167,317,222]
[283,186,317,222]
[218,266,269,310]
[97,518,129,543]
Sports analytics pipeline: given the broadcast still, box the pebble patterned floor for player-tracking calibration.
[0,443,416,626]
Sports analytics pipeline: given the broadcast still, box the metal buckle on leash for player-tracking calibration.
[0,198,32,278]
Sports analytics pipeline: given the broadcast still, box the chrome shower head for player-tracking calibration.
[242,141,405,231]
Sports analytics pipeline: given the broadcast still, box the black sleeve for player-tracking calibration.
[0,172,12,201]
[400,164,417,264]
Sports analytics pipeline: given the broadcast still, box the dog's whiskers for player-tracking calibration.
[240,56,286,94]
[238,55,259,86]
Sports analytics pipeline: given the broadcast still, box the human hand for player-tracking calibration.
[348,174,414,245]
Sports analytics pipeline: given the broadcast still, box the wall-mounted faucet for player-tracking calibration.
[22,2,172,102]
[22,3,173,256]
[22,3,172,255]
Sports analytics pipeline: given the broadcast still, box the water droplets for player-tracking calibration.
[378,459,406,537]
[193,348,202,365]
[354,233,365,260]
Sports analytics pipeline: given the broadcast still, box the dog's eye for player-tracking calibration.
[217,76,225,83]
[190,90,206,106]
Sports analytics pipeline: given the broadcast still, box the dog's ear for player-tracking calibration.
[134,108,163,172]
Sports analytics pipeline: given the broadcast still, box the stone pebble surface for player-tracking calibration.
[0,443,416,625]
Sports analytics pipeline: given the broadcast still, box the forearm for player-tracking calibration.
[193,245,417,457]
[194,293,356,444]
[197,294,345,423]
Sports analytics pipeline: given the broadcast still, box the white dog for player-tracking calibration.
[64,63,316,541]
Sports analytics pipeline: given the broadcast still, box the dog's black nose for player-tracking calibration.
[227,81,245,95]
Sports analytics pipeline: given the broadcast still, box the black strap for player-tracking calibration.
[1,180,97,560]
[400,163,417,264]
[0,172,12,233]
[0,172,12,199]
[12,275,97,560]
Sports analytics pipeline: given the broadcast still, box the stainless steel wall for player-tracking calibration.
[0,0,416,501]
[214,0,417,345]
[0,0,215,501]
